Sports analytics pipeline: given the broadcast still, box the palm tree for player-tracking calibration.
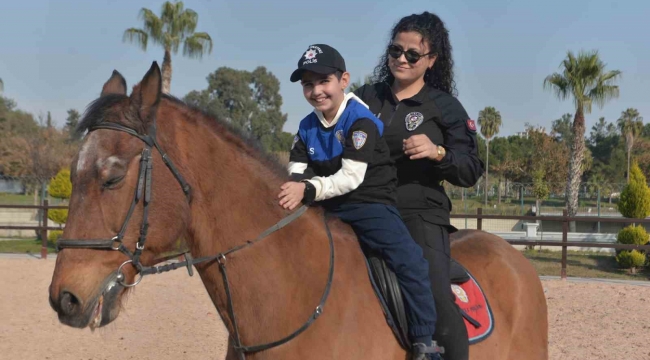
[543,50,621,225]
[617,108,644,182]
[123,1,213,93]
[478,106,502,206]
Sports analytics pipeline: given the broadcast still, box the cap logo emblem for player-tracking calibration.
[302,45,323,66]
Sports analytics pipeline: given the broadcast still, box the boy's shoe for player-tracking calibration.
[411,341,444,360]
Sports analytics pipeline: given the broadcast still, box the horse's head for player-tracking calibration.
[48,62,191,330]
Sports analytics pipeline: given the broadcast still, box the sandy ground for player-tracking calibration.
[1,257,649,360]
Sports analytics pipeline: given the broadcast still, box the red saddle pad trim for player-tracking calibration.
[451,272,494,344]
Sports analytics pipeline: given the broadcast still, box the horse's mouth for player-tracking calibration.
[89,295,104,331]
[57,272,125,330]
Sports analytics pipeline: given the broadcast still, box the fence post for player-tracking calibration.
[561,209,568,280]
[41,200,49,260]
[463,188,468,229]
[477,208,483,231]
[520,186,524,216]
[597,188,601,233]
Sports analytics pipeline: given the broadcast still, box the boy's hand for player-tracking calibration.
[278,181,306,210]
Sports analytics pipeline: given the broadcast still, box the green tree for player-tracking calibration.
[65,109,81,137]
[617,108,644,182]
[47,168,72,225]
[532,169,549,215]
[0,77,3,92]
[551,113,573,145]
[478,106,502,205]
[543,50,621,229]
[589,117,616,146]
[618,161,650,219]
[348,75,373,94]
[123,1,213,94]
[184,66,292,152]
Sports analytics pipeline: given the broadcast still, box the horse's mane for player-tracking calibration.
[75,93,290,180]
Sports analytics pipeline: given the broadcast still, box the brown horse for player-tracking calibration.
[49,62,548,360]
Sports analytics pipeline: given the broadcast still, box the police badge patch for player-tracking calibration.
[352,131,367,150]
[405,112,424,131]
[335,129,344,144]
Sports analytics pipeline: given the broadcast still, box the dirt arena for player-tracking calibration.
[1,256,649,360]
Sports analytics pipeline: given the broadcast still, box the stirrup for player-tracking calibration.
[411,341,445,360]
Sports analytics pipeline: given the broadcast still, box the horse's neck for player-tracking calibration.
[174,116,333,346]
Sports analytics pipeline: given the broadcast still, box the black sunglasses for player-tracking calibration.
[387,44,435,64]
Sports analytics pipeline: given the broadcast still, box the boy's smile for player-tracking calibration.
[300,71,349,122]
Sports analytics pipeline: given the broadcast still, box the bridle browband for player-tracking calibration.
[55,119,335,360]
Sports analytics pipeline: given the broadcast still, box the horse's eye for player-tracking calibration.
[102,176,125,189]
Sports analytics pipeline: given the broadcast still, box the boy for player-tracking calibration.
[277,43,441,360]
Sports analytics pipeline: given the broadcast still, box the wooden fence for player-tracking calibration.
[2,203,650,279]
[0,200,64,259]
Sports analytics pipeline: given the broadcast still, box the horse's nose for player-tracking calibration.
[57,291,82,317]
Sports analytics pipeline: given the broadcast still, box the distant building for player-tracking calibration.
[0,174,25,194]
[515,131,528,139]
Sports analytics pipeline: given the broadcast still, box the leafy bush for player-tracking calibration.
[48,230,63,245]
[48,168,72,199]
[48,209,68,225]
[616,250,646,273]
[617,225,649,246]
[618,161,650,219]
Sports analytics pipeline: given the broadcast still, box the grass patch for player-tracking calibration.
[0,238,57,254]
[0,193,67,206]
[522,249,650,281]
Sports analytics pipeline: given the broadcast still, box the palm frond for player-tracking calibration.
[161,1,182,23]
[139,8,163,44]
[183,32,213,58]
[178,9,198,36]
[543,73,570,101]
[477,106,502,140]
[122,28,149,51]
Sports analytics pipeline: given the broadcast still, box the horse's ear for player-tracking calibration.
[131,61,162,122]
[101,70,127,96]
[131,61,162,123]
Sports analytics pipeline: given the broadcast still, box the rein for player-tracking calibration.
[56,121,335,360]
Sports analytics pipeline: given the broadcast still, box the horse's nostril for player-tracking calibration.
[60,291,81,316]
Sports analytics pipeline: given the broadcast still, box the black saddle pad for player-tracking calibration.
[364,252,472,350]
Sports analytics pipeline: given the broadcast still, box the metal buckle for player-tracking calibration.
[217,254,226,265]
[116,260,144,287]
[110,236,122,251]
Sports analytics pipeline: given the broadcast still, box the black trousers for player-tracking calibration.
[402,214,469,360]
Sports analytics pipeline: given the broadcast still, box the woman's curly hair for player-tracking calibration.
[372,11,457,96]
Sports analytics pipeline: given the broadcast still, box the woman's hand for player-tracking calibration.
[278,181,306,210]
[403,134,441,160]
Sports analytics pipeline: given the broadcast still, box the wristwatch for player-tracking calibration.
[435,145,446,161]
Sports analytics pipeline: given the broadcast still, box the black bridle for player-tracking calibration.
[56,120,335,360]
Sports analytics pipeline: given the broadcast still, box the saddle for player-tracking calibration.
[365,251,494,350]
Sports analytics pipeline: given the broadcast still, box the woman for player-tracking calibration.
[354,11,484,360]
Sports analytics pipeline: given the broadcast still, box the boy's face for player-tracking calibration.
[300,71,350,118]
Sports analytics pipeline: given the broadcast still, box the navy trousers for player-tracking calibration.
[328,202,437,339]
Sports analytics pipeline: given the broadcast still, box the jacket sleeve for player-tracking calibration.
[288,133,316,181]
[432,95,485,187]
